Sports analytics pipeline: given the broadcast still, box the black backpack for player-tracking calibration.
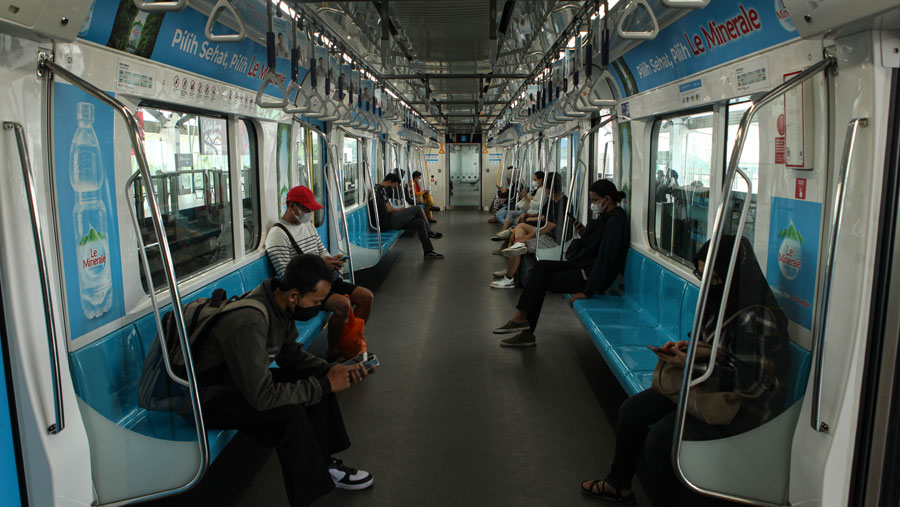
[137,288,267,412]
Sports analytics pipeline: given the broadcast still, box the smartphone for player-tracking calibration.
[344,353,379,372]
[647,345,674,355]
[339,255,350,262]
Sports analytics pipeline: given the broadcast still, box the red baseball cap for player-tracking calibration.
[286,186,323,211]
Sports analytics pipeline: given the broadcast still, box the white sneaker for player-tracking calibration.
[493,228,512,240]
[490,277,516,289]
[328,459,373,490]
[492,269,508,278]
[502,242,527,257]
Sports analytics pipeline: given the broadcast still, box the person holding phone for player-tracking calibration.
[412,170,437,223]
[493,179,628,344]
[265,186,375,360]
[580,236,789,504]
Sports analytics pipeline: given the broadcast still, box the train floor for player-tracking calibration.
[147,209,650,506]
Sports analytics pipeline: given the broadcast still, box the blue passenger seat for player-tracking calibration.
[346,205,403,255]
[569,249,812,406]
[69,254,332,462]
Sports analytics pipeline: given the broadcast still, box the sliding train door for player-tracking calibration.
[0,283,24,506]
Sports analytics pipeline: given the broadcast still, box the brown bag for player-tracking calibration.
[651,341,744,426]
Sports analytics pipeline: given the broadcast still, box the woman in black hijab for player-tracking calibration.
[580,235,789,505]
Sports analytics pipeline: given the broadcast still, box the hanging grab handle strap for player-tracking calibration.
[205,0,247,43]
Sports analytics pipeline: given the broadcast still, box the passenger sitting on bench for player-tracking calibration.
[490,173,568,289]
[412,170,437,223]
[373,173,444,259]
[265,185,375,361]
[193,255,375,506]
[580,236,789,505]
[493,179,628,343]
[492,170,545,243]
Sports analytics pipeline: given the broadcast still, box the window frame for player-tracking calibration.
[647,105,716,268]
[341,135,363,210]
[133,102,263,293]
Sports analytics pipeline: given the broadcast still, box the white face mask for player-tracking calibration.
[294,209,313,224]
[591,203,604,215]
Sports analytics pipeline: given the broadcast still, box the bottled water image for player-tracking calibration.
[70,102,112,319]
[126,11,150,54]
[78,0,95,37]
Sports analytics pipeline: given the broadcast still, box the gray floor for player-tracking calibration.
[149,210,649,506]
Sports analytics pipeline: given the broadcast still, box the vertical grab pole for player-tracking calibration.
[38,57,211,502]
[809,117,868,433]
[670,57,835,506]
[4,122,65,434]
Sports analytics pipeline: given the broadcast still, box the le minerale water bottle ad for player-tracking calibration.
[54,84,125,339]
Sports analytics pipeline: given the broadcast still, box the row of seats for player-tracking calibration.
[69,254,330,461]
[346,203,405,270]
[568,249,812,405]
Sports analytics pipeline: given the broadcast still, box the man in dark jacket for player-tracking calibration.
[493,179,629,347]
[371,173,444,259]
[193,254,374,506]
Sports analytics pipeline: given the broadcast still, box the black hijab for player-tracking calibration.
[693,235,788,333]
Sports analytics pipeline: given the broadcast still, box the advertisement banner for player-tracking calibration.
[82,1,301,99]
[765,196,822,329]
[54,84,126,339]
[614,0,798,95]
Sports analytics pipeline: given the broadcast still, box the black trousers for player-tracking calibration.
[386,206,433,253]
[516,260,586,331]
[202,369,351,507]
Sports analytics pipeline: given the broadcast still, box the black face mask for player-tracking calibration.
[705,283,725,313]
[292,303,322,321]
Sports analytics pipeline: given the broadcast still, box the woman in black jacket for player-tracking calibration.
[493,179,629,347]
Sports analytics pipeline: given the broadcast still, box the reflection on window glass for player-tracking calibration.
[342,137,360,207]
[726,101,760,193]
[309,131,325,227]
[725,100,761,241]
[650,110,714,265]
[134,106,233,291]
[238,120,260,253]
[557,136,570,190]
[595,126,615,180]
[297,126,309,188]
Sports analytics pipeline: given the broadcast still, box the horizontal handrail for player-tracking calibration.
[134,0,188,13]
[810,117,868,432]
[661,0,710,8]
[4,122,65,434]
[39,57,209,503]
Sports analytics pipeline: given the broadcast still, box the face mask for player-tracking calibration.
[293,207,313,224]
[591,203,604,215]
[291,302,322,321]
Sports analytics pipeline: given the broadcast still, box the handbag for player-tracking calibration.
[651,341,746,426]
[336,294,367,359]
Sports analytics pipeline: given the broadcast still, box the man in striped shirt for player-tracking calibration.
[265,186,374,360]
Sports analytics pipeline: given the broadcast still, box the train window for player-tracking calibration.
[649,109,714,265]
[134,106,234,291]
[309,130,326,227]
[558,135,570,186]
[238,120,260,253]
[296,126,309,187]
[595,125,615,180]
[725,101,760,193]
[342,136,361,207]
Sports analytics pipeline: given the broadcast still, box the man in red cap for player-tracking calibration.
[265,186,374,360]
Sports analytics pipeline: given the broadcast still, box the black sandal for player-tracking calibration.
[581,479,636,503]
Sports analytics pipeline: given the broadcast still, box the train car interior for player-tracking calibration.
[0,0,899,506]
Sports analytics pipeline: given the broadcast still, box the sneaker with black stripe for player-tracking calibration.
[328,458,373,490]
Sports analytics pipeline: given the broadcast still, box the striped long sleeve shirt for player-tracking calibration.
[264,220,329,278]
